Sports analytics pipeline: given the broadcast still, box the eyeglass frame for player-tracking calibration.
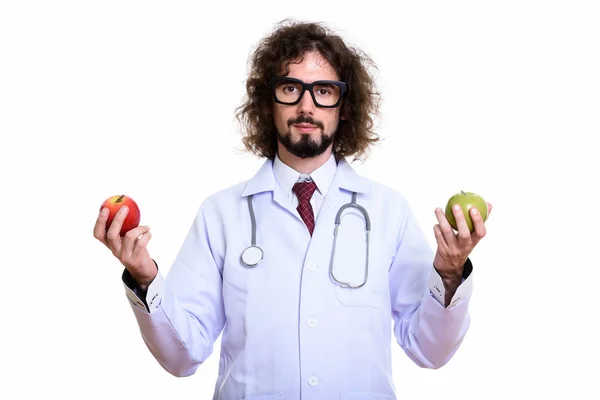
[268,76,348,108]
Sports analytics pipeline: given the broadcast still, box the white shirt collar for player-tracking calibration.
[273,152,337,198]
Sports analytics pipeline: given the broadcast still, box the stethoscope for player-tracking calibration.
[240,192,371,288]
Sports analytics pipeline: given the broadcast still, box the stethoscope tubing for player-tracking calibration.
[241,191,370,289]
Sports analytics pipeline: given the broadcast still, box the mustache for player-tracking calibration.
[287,115,324,130]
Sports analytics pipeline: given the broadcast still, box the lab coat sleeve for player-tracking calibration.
[389,200,471,369]
[123,203,226,377]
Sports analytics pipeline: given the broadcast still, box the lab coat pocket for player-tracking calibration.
[222,247,255,300]
[336,286,383,308]
[331,217,383,308]
[341,393,395,399]
[223,260,251,293]
[329,217,370,289]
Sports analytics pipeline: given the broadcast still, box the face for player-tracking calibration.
[272,51,342,159]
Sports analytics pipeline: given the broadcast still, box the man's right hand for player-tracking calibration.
[93,205,158,292]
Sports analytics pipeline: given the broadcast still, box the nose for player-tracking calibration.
[297,88,316,115]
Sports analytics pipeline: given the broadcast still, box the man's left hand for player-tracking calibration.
[433,202,493,281]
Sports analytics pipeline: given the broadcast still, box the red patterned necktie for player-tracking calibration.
[292,181,317,236]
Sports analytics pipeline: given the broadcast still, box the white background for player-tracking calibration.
[1,1,599,399]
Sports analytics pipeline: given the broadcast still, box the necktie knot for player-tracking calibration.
[292,181,317,202]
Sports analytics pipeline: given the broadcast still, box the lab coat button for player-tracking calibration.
[307,319,317,328]
[308,376,319,386]
[307,262,317,271]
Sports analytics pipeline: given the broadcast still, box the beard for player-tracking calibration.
[277,115,336,159]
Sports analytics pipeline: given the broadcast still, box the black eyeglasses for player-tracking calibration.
[269,76,348,108]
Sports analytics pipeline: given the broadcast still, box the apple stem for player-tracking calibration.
[461,190,466,195]
[116,194,125,203]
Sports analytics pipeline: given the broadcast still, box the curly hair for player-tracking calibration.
[235,19,382,162]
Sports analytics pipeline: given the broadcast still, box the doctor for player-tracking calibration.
[94,20,491,400]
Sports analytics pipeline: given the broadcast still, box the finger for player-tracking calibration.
[132,230,152,258]
[470,207,487,240]
[122,226,151,259]
[433,224,448,252]
[106,205,129,253]
[487,202,493,218]
[93,208,110,246]
[435,208,457,247]
[451,204,472,241]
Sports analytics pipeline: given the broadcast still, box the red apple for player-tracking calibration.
[100,194,140,236]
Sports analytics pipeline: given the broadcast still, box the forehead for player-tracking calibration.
[283,51,339,82]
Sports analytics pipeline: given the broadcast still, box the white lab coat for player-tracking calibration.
[124,155,473,400]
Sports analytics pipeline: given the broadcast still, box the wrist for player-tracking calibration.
[433,260,463,282]
[133,259,158,292]
[433,258,465,292]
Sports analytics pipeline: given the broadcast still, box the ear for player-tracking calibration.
[339,101,348,121]
[339,108,348,121]
[264,103,273,115]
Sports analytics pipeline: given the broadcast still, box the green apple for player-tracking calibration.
[445,190,488,232]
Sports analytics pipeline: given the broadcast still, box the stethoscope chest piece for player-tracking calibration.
[241,245,263,267]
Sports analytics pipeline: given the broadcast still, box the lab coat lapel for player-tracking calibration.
[240,158,303,219]
[316,157,371,227]
[241,157,371,226]
[317,176,344,227]
[272,181,300,218]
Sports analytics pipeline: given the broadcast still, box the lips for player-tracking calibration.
[294,124,317,132]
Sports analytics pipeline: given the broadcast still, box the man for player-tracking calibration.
[94,20,491,400]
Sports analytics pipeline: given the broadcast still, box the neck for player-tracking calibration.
[277,144,334,174]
